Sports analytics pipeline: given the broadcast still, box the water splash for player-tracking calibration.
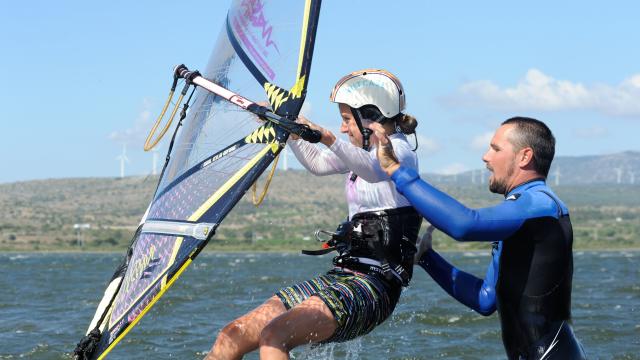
[292,337,362,360]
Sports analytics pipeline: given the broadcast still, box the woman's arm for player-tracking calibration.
[330,136,416,183]
[287,139,348,175]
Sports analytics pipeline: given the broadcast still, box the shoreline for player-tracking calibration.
[2,247,639,254]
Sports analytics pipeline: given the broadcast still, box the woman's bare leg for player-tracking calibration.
[205,296,286,360]
[258,295,338,360]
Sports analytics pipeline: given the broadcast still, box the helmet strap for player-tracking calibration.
[349,107,373,182]
[350,107,371,152]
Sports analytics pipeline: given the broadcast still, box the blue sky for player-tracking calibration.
[1,0,638,183]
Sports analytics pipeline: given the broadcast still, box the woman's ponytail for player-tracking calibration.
[395,113,417,134]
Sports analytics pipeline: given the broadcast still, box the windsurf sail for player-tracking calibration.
[74,1,322,358]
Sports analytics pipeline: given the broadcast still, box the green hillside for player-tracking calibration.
[1,170,638,252]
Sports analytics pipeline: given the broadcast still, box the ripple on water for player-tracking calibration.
[2,251,638,359]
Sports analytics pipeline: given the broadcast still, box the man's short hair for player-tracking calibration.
[502,117,555,177]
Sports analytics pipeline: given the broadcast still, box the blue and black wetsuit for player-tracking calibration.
[391,167,586,360]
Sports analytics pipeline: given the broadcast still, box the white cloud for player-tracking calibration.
[436,162,468,175]
[409,134,440,174]
[470,131,494,151]
[446,69,640,117]
[414,133,440,156]
[109,98,153,144]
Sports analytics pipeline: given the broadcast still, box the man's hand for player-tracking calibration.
[369,123,401,176]
[414,225,435,264]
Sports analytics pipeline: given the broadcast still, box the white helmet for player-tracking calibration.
[329,69,405,119]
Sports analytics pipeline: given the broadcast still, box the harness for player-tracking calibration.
[303,207,422,286]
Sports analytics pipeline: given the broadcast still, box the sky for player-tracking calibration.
[1,0,639,183]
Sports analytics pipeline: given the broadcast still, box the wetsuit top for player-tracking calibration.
[288,133,417,220]
[391,166,584,359]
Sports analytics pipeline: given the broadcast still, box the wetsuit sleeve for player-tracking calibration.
[287,138,349,175]
[391,167,525,242]
[418,245,499,315]
[330,137,417,183]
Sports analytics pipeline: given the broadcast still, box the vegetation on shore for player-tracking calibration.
[1,170,638,252]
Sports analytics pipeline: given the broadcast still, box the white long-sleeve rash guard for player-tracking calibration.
[287,133,418,220]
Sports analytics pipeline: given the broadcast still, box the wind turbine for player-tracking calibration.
[554,166,561,186]
[615,167,623,184]
[73,223,91,247]
[116,144,130,178]
[151,148,159,175]
[281,146,290,171]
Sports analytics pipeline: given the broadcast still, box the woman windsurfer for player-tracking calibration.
[206,69,422,360]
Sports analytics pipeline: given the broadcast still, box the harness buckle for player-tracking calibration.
[303,221,353,256]
[314,229,335,242]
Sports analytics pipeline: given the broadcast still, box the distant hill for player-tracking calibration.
[429,151,640,186]
[1,152,639,252]
[550,151,640,184]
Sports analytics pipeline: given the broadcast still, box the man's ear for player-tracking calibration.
[519,147,534,168]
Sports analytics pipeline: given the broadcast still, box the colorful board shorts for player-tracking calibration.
[275,268,402,343]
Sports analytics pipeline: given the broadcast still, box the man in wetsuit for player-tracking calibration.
[371,117,587,359]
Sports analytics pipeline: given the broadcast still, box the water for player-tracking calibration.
[0,251,638,359]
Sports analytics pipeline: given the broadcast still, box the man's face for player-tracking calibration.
[482,125,518,195]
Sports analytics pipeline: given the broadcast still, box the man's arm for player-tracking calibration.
[418,246,499,315]
[371,123,502,313]
[392,167,525,242]
[370,122,525,242]
[413,226,497,315]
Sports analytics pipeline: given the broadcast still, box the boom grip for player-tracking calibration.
[298,127,322,143]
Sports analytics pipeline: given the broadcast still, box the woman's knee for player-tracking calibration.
[217,319,250,344]
[258,321,291,352]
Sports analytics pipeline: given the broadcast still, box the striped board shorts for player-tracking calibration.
[275,268,402,343]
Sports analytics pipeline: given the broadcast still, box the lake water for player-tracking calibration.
[0,251,638,359]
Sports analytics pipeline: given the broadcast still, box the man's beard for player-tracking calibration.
[488,161,515,195]
[489,176,508,195]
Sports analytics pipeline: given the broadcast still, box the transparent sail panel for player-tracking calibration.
[157,0,310,194]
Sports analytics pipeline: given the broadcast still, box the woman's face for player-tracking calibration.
[339,103,367,147]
